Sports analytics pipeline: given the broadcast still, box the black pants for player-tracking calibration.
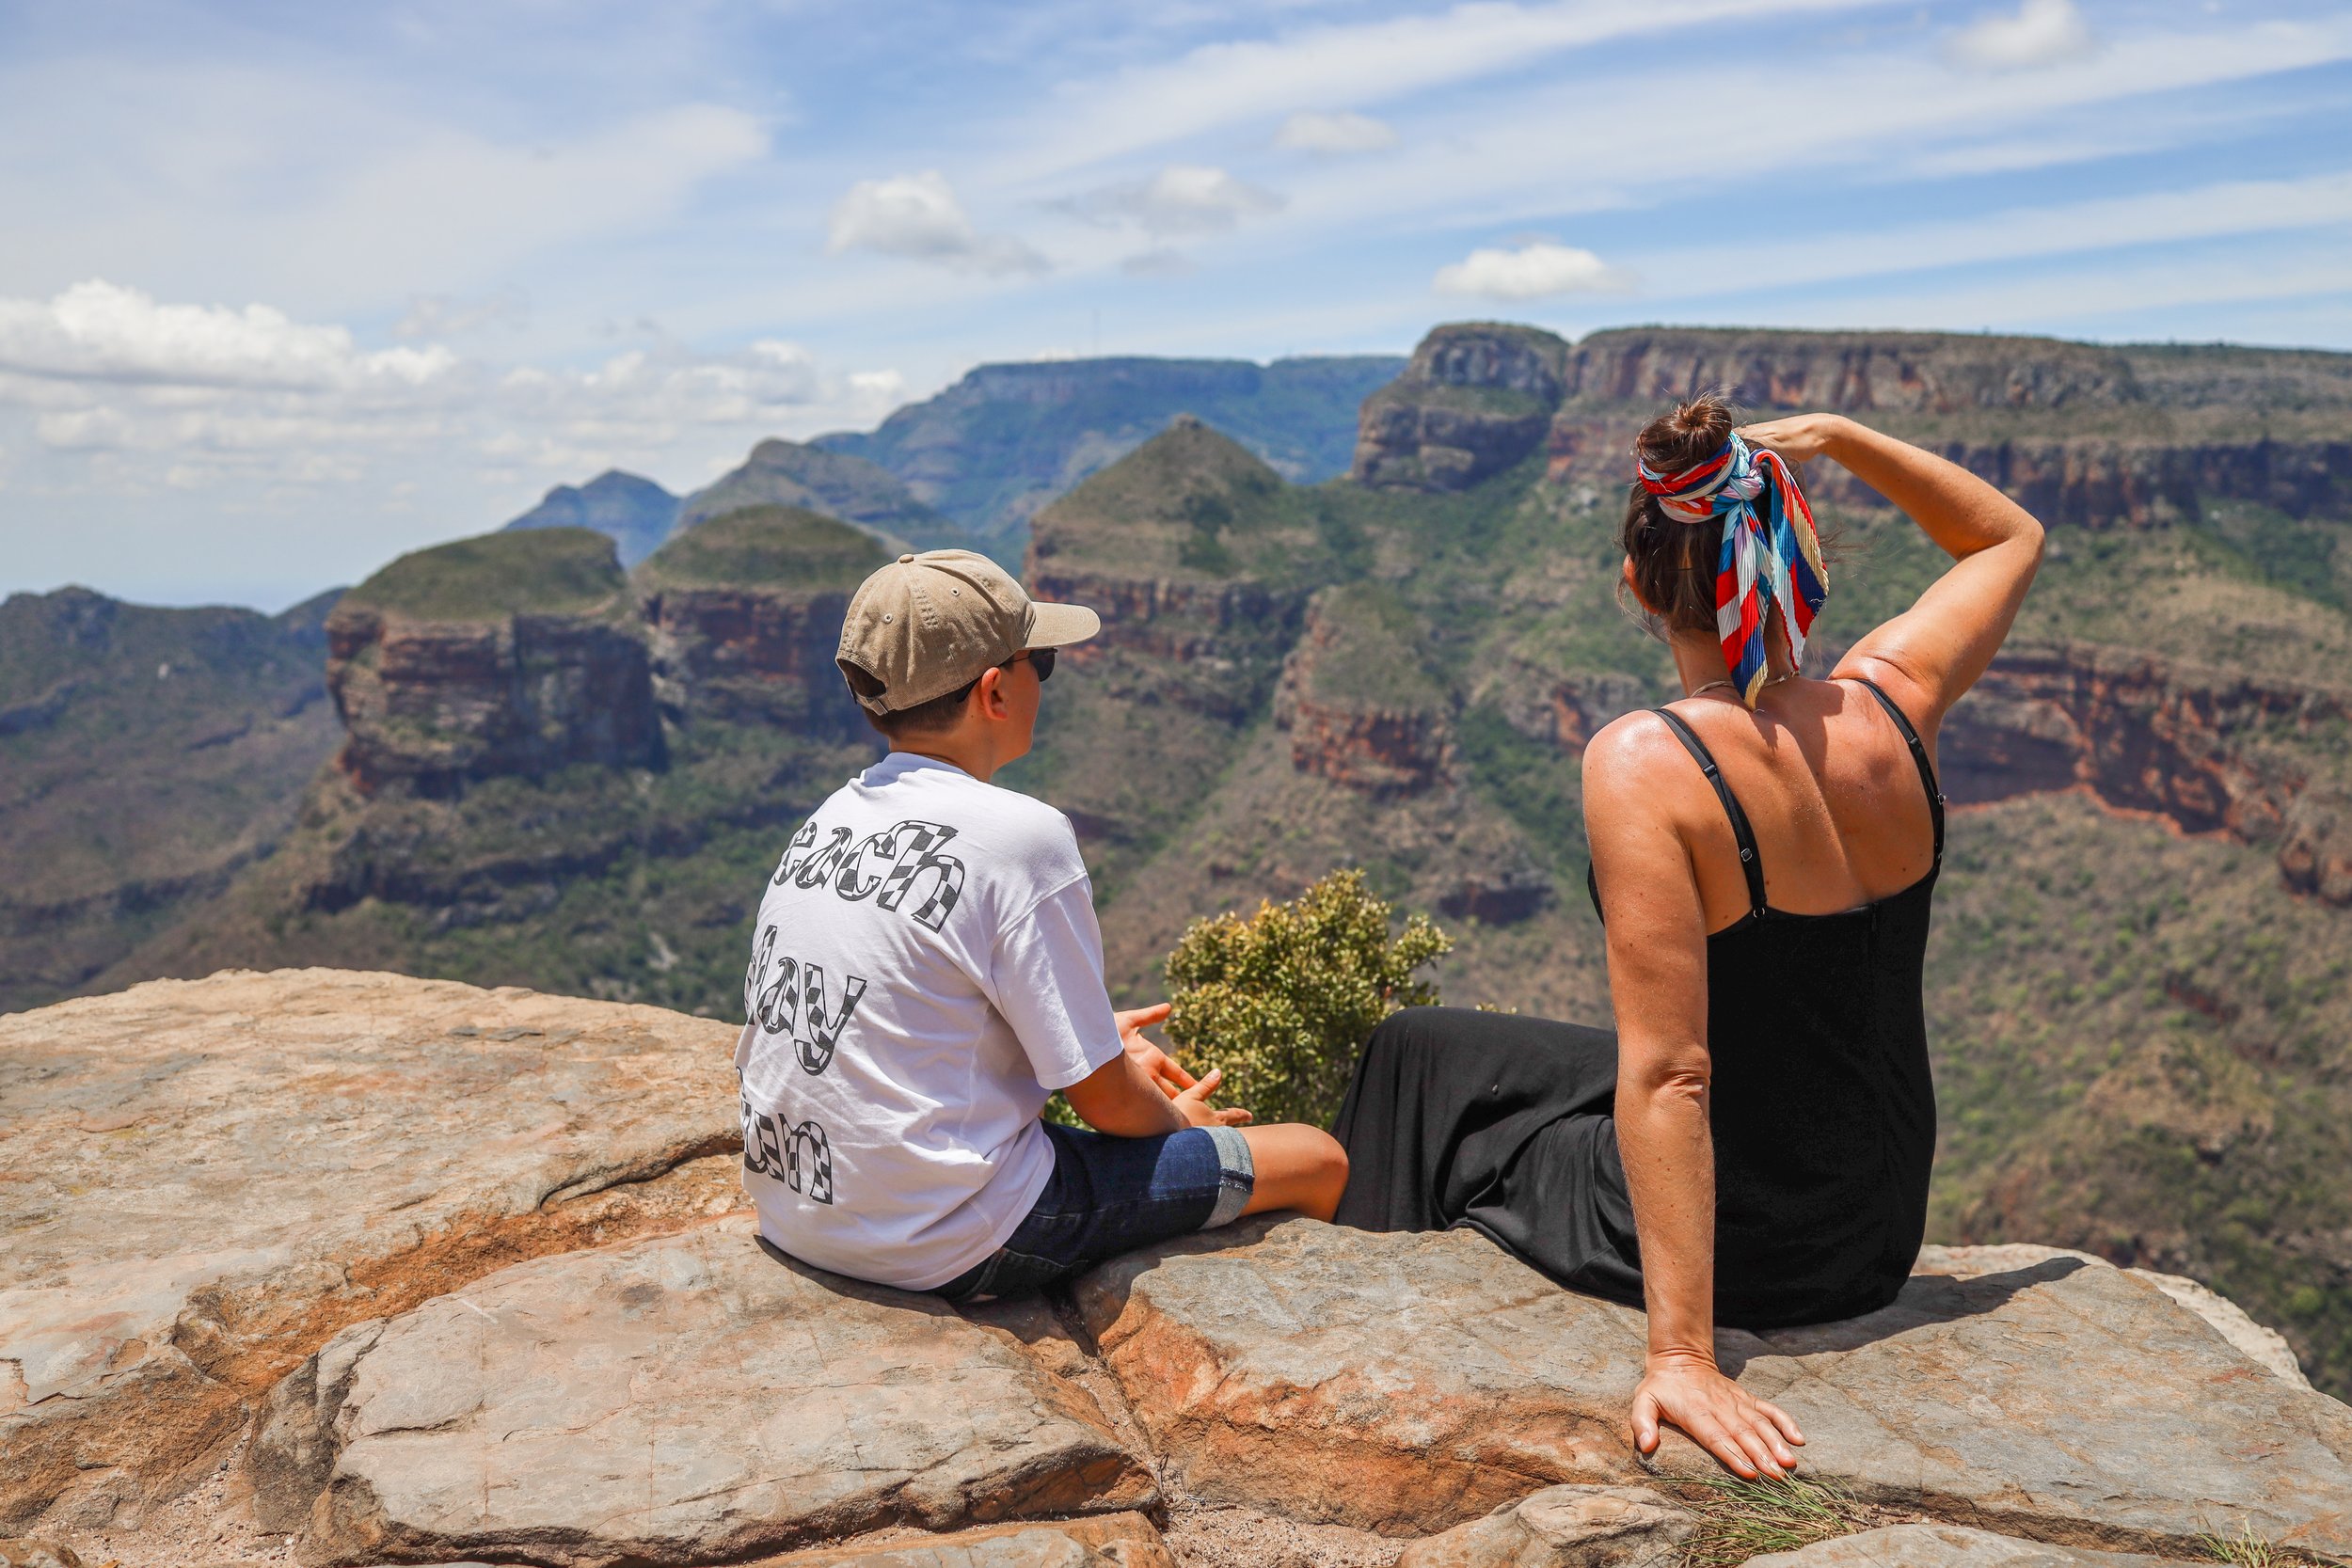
[1330,1006,1645,1308]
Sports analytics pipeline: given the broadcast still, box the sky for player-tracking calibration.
[4,0,2352,611]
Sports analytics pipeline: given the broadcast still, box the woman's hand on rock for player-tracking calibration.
[1629,1351,1806,1481]
[1735,413,1846,467]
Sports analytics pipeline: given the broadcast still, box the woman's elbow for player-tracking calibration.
[1621,1061,1711,1113]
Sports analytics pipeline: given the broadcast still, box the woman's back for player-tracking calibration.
[1651,675,1941,934]
[1638,676,1946,1324]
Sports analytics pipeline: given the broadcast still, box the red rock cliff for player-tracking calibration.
[326,532,663,798]
[1947,645,2352,904]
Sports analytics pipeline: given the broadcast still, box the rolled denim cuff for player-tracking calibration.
[1201,1124,1255,1229]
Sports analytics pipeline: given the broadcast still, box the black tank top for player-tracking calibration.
[1589,677,1945,1325]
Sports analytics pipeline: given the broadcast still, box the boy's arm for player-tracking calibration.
[1063,1052,1248,1135]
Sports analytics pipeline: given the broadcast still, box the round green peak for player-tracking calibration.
[636,505,890,594]
[343,528,627,623]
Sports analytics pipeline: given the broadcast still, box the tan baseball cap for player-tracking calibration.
[836,549,1101,715]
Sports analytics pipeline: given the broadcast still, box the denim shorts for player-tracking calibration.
[933,1121,1255,1303]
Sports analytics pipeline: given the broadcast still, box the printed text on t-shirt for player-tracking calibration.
[771,816,966,931]
[744,925,867,1075]
[741,1099,834,1204]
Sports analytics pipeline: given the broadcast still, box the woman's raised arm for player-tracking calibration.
[1739,414,2044,730]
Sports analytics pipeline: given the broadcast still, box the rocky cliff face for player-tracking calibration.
[1357,323,2352,529]
[1943,644,2352,906]
[1352,324,1569,492]
[633,505,888,738]
[1541,326,2352,528]
[1274,585,1454,800]
[326,529,663,797]
[1558,327,2140,414]
[1025,417,1311,722]
[8,971,2349,1568]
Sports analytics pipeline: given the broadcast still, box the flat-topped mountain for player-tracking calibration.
[1363,323,2352,536]
[635,505,887,736]
[326,527,662,795]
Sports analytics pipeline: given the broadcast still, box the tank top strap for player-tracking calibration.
[1650,707,1769,919]
[1850,677,1945,863]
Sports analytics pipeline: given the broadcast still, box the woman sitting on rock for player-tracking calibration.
[1331,393,2042,1481]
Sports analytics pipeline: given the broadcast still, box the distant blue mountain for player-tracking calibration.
[813,354,1406,557]
[501,471,680,566]
[501,354,1406,568]
[675,439,968,553]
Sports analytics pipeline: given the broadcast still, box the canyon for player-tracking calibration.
[7,321,2349,1406]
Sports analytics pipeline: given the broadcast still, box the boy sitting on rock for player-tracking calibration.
[736,549,1348,1300]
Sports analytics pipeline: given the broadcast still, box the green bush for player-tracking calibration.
[1162,869,1452,1128]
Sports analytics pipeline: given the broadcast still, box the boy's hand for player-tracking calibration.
[1116,1003,1196,1098]
[1172,1069,1253,1129]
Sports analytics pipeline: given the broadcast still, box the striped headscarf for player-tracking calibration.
[1636,433,1828,705]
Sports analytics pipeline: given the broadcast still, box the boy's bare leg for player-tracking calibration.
[1237,1124,1349,1221]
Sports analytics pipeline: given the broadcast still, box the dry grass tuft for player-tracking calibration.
[2200,1519,2346,1568]
[1675,1474,1879,1568]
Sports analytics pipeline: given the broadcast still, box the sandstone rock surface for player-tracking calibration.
[1743,1525,2179,1568]
[750,1513,1174,1567]
[1915,1243,2312,1388]
[0,969,739,1533]
[1073,1219,2352,1554]
[1391,1486,1691,1568]
[263,1218,1153,1568]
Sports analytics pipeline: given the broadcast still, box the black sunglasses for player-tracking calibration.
[1018,647,1057,683]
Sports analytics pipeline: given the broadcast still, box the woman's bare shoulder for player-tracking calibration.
[1581,709,1689,806]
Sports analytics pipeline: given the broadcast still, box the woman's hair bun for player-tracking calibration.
[1636,390,1736,475]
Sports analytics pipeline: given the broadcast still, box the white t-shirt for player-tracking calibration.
[734,752,1123,1291]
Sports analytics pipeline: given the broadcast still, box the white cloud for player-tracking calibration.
[1061,166,1283,238]
[0,280,901,499]
[1273,110,1397,154]
[827,170,1047,275]
[1434,242,1627,300]
[1008,0,1893,181]
[1279,12,2352,254]
[1947,0,2095,71]
[0,280,453,392]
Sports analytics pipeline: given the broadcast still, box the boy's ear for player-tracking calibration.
[975,664,1010,721]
